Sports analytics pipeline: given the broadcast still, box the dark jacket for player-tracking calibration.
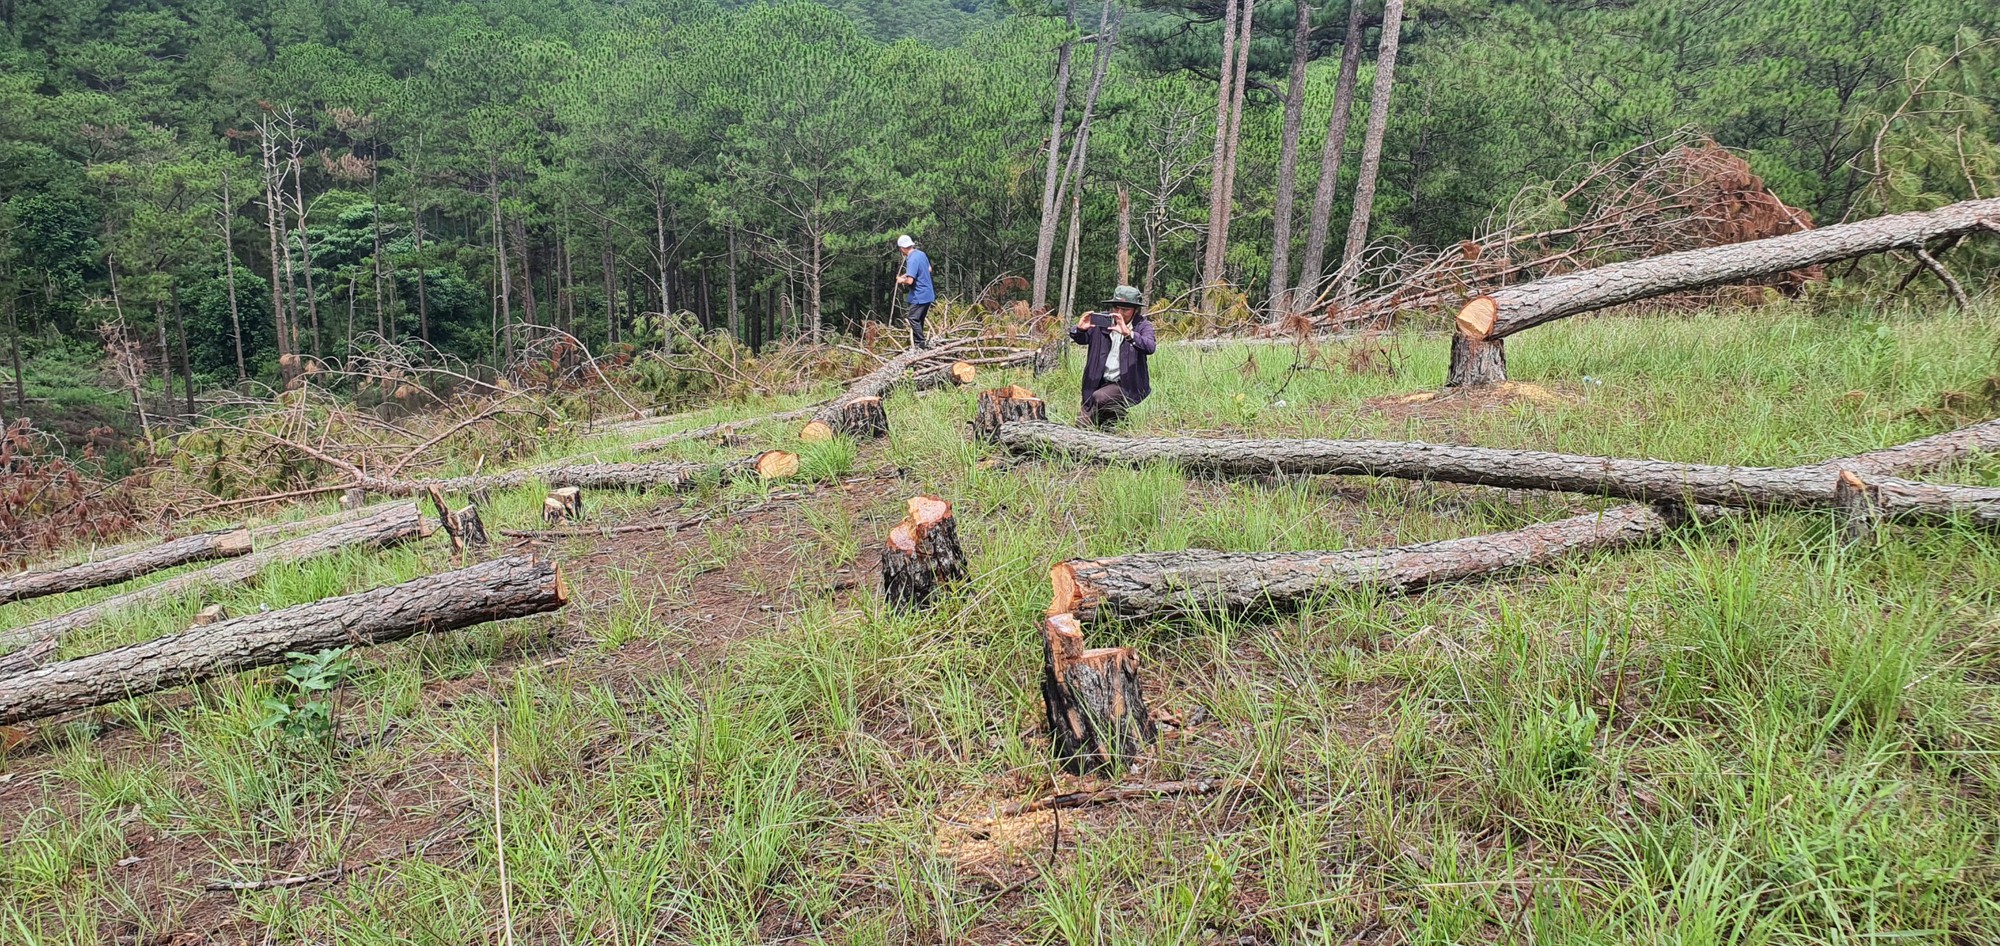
[1071,314,1156,409]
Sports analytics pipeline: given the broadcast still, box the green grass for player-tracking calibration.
[4,302,2000,943]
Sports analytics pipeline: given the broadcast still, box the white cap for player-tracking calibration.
[896,234,915,249]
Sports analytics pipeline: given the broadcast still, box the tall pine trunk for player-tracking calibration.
[413,208,430,344]
[726,225,741,343]
[1296,0,1366,312]
[601,231,618,346]
[1201,0,1242,294]
[258,128,292,361]
[1213,0,1256,294]
[219,172,246,381]
[171,282,193,415]
[488,171,511,365]
[7,290,26,412]
[1116,184,1132,285]
[290,155,322,359]
[1267,0,1313,320]
[1029,34,1076,314]
[1337,0,1403,305]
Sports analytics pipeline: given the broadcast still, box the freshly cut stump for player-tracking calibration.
[451,504,490,549]
[1041,612,1155,775]
[0,557,569,725]
[544,487,585,525]
[834,396,888,439]
[949,361,978,386]
[971,386,1047,444]
[192,604,228,626]
[722,450,801,483]
[881,497,966,609]
[338,488,367,511]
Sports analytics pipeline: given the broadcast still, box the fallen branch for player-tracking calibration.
[1,530,253,605]
[0,503,428,651]
[997,419,2000,529]
[998,778,1246,816]
[0,556,568,725]
[389,450,799,497]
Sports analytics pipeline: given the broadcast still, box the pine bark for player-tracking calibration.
[409,450,796,497]
[1201,0,1243,292]
[0,503,427,650]
[881,497,967,609]
[0,530,253,605]
[1267,0,1314,319]
[1295,0,1367,312]
[1031,35,1077,313]
[0,557,568,725]
[997,419,2000,528]
[1051,505,1669,625]
[1459,198,2000,342]
[1041,612,1155,774]
[1335,0,1403,304]
[971,386,1048,444]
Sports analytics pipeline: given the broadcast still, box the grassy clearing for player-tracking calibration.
[4,302,2000,943]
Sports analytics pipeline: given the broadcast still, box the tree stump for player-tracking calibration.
[949,361,978,386]
[1445,331,1507,387]
[452,504,490,549]
[1031,338,1063,377]
[834,396,888,439]
[192,604,228,626]
[721,450,801,483]
[1040,612,1155,775]
[1834,469,1882,546]
[544,487,584,525]
[971,386,1047,444]
[881,496,966,609]
[338,487,367,511]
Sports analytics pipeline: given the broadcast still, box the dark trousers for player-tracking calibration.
[1083,383,1130,427]
[906,301,931,348]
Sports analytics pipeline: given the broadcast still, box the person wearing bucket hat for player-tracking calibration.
[894,234,935,348]
[1070,285,1157,428]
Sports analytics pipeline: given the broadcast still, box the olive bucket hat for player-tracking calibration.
[1103,285,1145,308]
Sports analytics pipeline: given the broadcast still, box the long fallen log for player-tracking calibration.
[385,450,798,497]
[1051,504,1672,625]
[0,503,428,650]
[801,339,993,440]
[0,556,568,725]
[996,419,2000,529]
[1446,198,2000,385]
[1,530,253,605]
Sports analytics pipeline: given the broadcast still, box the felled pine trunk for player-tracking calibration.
[0,503,429,650]
[0,557,569,725]
[995,419,2000,528]
[1040,612,1155,775]
[1445,198,2000,385]
[970,386,1047,444]
[0,529,253,605]
[881,497,966,609]
[1050,505,1672,625]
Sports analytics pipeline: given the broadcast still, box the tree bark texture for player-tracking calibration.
[996,419,2000,528]
[0,530,253,605]
[1201,0,1242,291]
[0,557,568,725]
[1296,0,1367,311]
[971,386,1048,444]
[0,503,427,650]
[1459,198,2000,342]
[1336,0,1404,304]
[1444,332,1507,388]
[1031,39,1077,313]
[1041,611,1155,774]
[1051,504,1670,625]
[1267,0,1313,319]
[881,497,967,609]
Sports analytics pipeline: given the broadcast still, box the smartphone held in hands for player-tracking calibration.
[1089,311,1116,329]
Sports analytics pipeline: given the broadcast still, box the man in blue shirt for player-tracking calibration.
[895,234,935,348]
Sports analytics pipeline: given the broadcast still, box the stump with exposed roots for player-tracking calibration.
[543,486,584,525]
[881,496,966,609]
[971,386,1047,444]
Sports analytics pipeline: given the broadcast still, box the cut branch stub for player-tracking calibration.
[544,487,584,525]
[1040,612,1155,775]
[972,386,1048,444]
[882,496,966,609]
[1834,469,1882,547]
